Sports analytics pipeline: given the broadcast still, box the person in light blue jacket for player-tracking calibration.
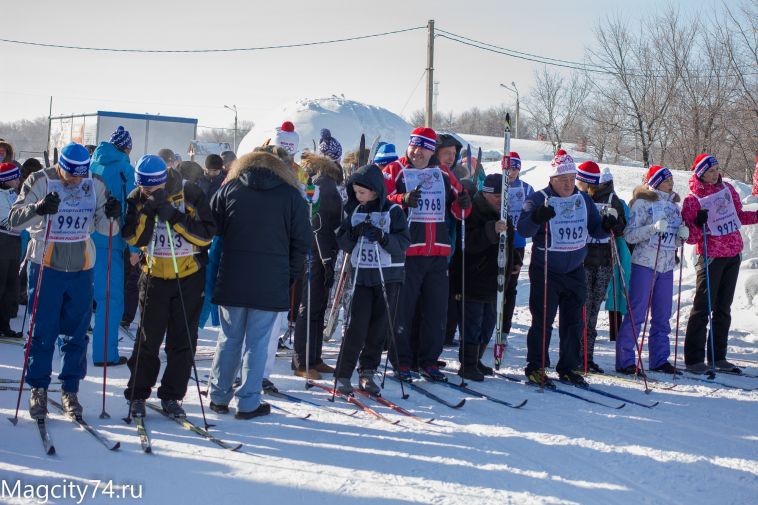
[89,126,138,366]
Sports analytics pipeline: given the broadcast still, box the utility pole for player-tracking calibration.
[46,96,53,154]
[425,19,435,128]
[224,104,238,152]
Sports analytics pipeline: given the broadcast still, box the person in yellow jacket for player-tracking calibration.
[121,155,215,419]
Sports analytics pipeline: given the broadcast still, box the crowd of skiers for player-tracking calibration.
[1,122,757,421]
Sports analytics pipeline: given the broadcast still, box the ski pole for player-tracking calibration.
[374,242,408,399]
[702,224,716,373]
[609,231,651,392]
[672,245,685,378]
[540,218,548,390]
[636,235,662,376]
[123,225,156,425]
[324,254,349,341]
[165,221,211,430]
[99,219,114,419]
[609,241,618,342]
[582,305,588,374]
[459,147,471,386]
[304,178,315,385]
[9,219,52,426]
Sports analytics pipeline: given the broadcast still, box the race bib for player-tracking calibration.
[587,202,610,245]
[403,167,446,223]
[350,210,392,269]
[46,177,96,243]
[151,200,194,258]
[0,189,19,236]
[547,193,588,252]
[648,200,682,250]
[698,186,740,237]
[507,183,527,226]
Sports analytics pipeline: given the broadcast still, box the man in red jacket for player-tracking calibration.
[382,127,471,381]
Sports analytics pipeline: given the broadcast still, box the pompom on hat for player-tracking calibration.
[318,128,343,162]
[109,126,132,151]
[273,121,300,156]
[58,143,91,177]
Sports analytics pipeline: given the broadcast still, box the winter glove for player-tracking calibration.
[403,187,422,208]
[349,222,368,241]
[156,201,178,223]
[456,190,472,210]
[694,209,709,227]
[34,192,60,216]
[104,196,122,220]
[144,188,168,212]
[363,223,386,244]
[531,205,556,225]
[603,207,619,220]
[652,218,668,233]
[677,224,690,240]
[601,213,618,232]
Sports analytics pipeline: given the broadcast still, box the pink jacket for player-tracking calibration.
[682,174,758,258]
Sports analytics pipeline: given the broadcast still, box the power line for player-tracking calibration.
[0,26,425,53]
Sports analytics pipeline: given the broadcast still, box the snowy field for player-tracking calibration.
[1,139,757,505]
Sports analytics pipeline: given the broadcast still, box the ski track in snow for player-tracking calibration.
[1,143,757,504]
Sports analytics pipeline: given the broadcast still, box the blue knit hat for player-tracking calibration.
[373,143,398,165]
[135,155,167,187]
[110,126,133,151]
[58,143,90,177]
[318,128,342,162]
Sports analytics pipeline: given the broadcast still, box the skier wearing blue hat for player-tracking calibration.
[10,142,122,419]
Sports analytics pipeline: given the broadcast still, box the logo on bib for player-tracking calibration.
[716,192,731,215]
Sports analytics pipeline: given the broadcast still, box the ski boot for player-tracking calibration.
[559,370,589,387]
[61,391,83,418]
[713,360,741,374]
[160,399,186,418]
[525,368,554,388]
[336,378,354,396]
[129,399,146,418]
[651,362,682,375]
[29,387,48,420]
[358,369,381,395]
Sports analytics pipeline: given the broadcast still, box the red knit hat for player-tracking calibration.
[408,127,437,151]
[692,153,718,178]
[0,162,19,183]
[503,151,521,170]
[646,165,672,189]
[576,161,601,184]
[281,121,295,132]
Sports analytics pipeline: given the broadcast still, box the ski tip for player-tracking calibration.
[110,442,121,451]
[515,399,528,408]
[649,402,660,408]
[230,444,243,452]
[452,399,466,409]
[505,112,511,123]
[616,403,627,410]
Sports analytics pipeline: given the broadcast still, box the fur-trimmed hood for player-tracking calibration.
[630,184,680,208]
[300,153,343,184]
[0,141,14,164]
[227,151,300,191]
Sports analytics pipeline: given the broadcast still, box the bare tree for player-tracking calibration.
[524,67,590,152]
[197,120,254,144]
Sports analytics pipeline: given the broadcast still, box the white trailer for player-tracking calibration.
[48,111,197,160]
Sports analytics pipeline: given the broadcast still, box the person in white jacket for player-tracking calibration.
[615,166,688,374]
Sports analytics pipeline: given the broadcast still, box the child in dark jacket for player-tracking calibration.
[0,163,22,338]
[334,164,410,395]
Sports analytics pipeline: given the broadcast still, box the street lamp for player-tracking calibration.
[223,104,238,152]
[499,82,519,139]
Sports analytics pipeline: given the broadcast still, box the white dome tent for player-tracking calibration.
[236,96,414,161]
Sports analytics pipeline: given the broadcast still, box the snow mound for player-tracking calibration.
[236,96,413,160]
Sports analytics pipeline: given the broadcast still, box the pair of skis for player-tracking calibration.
[493,115,512,369]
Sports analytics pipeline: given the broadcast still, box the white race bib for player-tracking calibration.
[350,210,392,269]
[46,177,96,243]
[698,186,741,237]
[507,183,527,226]
[403,167,446,223]
[547,193,588,252]
[648,199,682,251]
[151,200,194,258]
[0,189,19,236]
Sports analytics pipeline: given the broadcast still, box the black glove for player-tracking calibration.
[403,187,422,208]
[104,196,122,219]
[531,205,556,225]
[601,213,618,232]
[349,222,368,241]
[457,190,471,210]
[156,201,178,223]
[145,188,168,212]
[35,192,60,216]
[694,209,709,227]
[363,223,385,244]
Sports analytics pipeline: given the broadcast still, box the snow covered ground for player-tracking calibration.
[1,142,757,505]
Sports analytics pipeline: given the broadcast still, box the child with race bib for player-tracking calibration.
[682,154,758,374]
[334,164,410,395]
[615,166,688,375]
[122,155,215,419]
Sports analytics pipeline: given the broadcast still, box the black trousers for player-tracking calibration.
[0,257,19,331]
[501,247,525,336]
[526,264,586,374]
[122,250,141,325]
[393,256,448,369]
[685,254,740,365]
[293,258,335,368]
[336,283,398,378]
[124,269,204,401]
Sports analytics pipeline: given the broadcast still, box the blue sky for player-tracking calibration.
[0,0,733,129]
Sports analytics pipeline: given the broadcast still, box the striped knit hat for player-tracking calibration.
[646,165,672,189]
[374,143,398,165]
[548,149,577,178]
[692,153,718,179]
[318,129,343,162]
[576,160,601,185]
[0,162,19,183]
[135,155,167,187]
[58,143,91,177]
[110,126,133,151]
[408,127,437,152]
[502,151,521,170]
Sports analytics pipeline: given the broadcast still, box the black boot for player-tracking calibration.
[458,344,484,382]
[477,344,494,376]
